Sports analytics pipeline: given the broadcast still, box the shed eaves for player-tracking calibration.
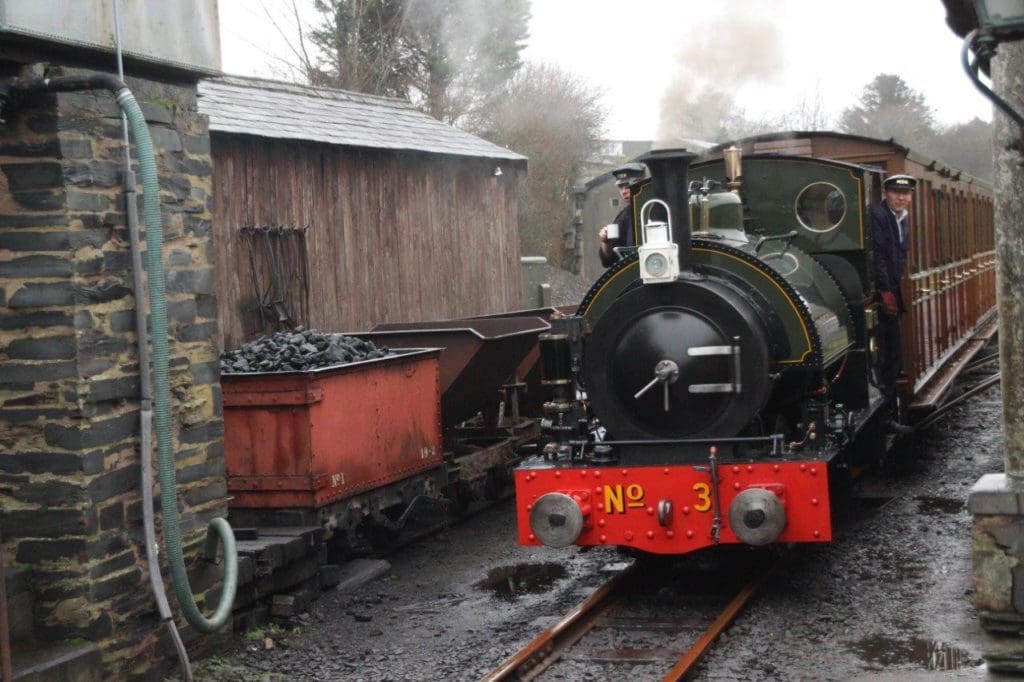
[198,76,526,162]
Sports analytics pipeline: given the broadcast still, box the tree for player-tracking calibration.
[840,74,991,180]
[839,74,936,148]
[473,63,607,267]
[924,118,994,182]
[402,0,530,124]
[301,0,530,125]
[306,0,413,96]
[774,89,834,132]
[658,84,752,144]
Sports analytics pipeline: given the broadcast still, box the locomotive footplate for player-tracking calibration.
[515,459,831,555]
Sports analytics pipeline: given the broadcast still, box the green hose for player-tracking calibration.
[116,88,238,633]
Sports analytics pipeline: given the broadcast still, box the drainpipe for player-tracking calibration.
[0,73,237,639]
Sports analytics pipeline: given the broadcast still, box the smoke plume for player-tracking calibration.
[657,2,783,145]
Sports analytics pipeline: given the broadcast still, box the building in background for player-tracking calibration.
[199,76,527,349]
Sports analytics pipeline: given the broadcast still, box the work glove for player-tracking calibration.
[881,291,898,318]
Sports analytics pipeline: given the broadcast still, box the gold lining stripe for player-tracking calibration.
[580,261,640,317]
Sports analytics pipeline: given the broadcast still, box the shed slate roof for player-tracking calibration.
[198,75,526,162]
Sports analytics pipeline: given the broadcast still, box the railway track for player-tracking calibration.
[482,549,781,681]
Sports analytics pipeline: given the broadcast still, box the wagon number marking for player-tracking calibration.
[692,482,712,512]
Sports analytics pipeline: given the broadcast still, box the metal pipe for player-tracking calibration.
[962,30,1024,130]
[581,435,784,446]
[5,73,127,94]
[111,2,192,678]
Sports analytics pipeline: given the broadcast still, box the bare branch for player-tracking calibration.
[289,0,318,81]
[255,0,319,82]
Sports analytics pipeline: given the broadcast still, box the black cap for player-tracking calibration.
[612,162,647,186]
[883,174,917,191]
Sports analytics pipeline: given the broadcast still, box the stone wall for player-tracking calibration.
[0,63,226,676]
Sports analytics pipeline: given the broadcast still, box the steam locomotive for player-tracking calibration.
[514,147,934,555]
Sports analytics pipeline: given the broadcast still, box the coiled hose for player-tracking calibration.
[7,75,238,633]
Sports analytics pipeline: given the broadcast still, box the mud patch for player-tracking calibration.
[915,495,964,515]
[474,562,569,601]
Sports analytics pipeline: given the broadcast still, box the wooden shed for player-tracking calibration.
[198,76,527,349]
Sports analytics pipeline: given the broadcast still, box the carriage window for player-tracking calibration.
[795,182,846,233]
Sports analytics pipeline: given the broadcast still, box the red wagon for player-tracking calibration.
[222,348,442,509]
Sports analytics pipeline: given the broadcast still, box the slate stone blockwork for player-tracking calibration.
[0,64,226,677]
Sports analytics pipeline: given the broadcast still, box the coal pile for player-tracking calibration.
[220,328,392,374]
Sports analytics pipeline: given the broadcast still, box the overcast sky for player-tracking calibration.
[218,0,993,140]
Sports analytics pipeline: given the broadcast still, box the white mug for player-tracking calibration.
[604,223,619,240]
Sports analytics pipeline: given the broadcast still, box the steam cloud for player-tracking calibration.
[657,2,783,145]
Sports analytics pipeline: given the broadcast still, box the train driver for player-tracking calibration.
[871,173,916,435]
[599,162,647,267]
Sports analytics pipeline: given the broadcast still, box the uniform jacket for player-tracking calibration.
[599,202,636,268]
[870,201,910,312]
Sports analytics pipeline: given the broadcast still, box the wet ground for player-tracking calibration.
[692,359,1011,681]
[193,359,1018,681]
[193,506,622,681]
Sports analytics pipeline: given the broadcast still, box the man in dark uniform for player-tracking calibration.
[599,162,647,267]
[871,174,916,434]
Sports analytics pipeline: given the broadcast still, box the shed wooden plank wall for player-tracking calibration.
[212,134,523,349]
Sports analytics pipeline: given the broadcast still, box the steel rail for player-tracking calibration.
[660,558,778,681]
[963,352,1000,374]
[483,553,782,681]
[914,372,1001,434]
[481,563,637,681]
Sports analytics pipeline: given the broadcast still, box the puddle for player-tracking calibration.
[474,562,568,601]
[915,496,964,515]
[850,635,980,671]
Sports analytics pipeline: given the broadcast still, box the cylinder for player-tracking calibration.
[538,332,572,385]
